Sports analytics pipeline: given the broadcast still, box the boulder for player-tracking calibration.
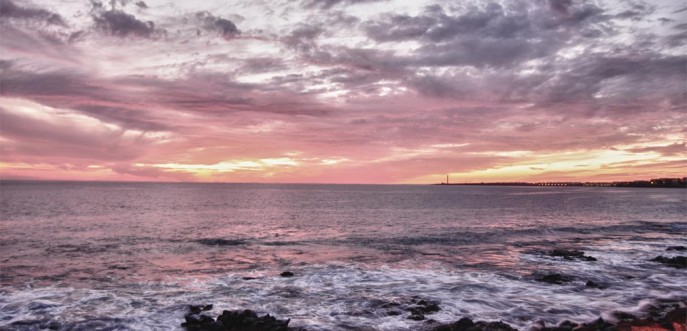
[217,309,290,331]
[650,256,686,269]
[181,306,296,331]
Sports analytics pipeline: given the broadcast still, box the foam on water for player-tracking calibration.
[1,261,685,330]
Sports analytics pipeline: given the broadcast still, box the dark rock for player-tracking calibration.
[182,314,222,331]
[432,317,476,331]
[650,256,687,269]
[666,246,686,251]
[432,318,517,331]
[216,309,290,331]
[379,301,400,309]
[574,317,615,331]
[548,249,597,261]
[408,299,441,316]
[474,321,517,331]
[280,271,295,277]
[537,274,574,284]
[612,311,636,321]
[189,304,214,315]
[372,297,440,320]
[585,280,603,289]
[558,320,578,329]
[660,306,686,329]
[181,307,294,331]
[408,314,426,321]
[242,277,257,281]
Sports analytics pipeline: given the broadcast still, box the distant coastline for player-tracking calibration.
[435,177,687,188]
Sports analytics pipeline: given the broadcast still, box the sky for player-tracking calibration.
[0,0,685,184]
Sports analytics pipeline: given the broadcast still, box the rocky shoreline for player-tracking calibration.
[181,247,686,331]
[181,300,686,331]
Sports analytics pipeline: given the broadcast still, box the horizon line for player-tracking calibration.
[1,177,685,186]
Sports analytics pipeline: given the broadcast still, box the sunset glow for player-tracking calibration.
[1,0,685,183]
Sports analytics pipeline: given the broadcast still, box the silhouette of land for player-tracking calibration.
[436,177,687,188]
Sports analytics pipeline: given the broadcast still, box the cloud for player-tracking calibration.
[0,0,65,25]
[0,98,173,162]
[196,12,239,39]
[548,0,573,15]
[627,143,686,156]
[301,0,384,10]
[0,0,685,183]
[93,9,156,37]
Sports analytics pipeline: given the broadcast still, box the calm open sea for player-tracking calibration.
[0,181,685,330]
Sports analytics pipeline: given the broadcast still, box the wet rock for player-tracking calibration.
[558,320,578,329]
[182,313,223,331]
[280,271,295,277]
[548,249,597,261]
[612,311,636,321]
[666,246,686,251]
[217,309,290,331]
[650,256,687,269]
[408,299,441,316]
[585,280,604,289]
[474,321,518,331]
[409,314,427,321]
[387,310,403,316]
[660,306,686,330]
[189,304,214,315]
[532,320,579,331]
[573,317,615,331]
[405,298,441,320]
[432,318,517,331]
[537,273,574,284]
[433,317,476,331]
[372,297,441,320]
[181,306,298,331]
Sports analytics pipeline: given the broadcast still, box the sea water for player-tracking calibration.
[0,182,685,330]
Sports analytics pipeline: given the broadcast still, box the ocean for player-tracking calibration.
[0,181,685,330]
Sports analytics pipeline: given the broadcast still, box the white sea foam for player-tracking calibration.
[1,263,684,330]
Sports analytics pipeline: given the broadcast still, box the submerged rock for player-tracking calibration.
[585,280,604,289]
[547,249,597,262]
[666,246,686,251]
[651,256,687,269]
[431,317,517,331]
[280,271,295,277]
[537,273,574,284]
[370,297,441,321]
[407,298,441,320]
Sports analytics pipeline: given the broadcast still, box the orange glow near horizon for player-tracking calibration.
[1,1,685,184]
